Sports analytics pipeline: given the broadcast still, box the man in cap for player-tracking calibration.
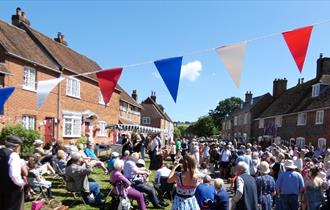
[65,152,102,205]
[0,135,27,210]
[106,151,119,171]
[275,159,304,210]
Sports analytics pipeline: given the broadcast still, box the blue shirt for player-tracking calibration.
[84,147,97,159]
[275,170,304,195]
[195,183,216,208]
[235,155,252,175]
[212,188,229,210]
[106,158,117,170]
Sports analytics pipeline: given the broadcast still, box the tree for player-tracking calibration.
[0,124,40,157]
[190,115,219,137]
[209,97,243,129]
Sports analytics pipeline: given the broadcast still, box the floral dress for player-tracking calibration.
[172,172,200,210]
[256,174,275,210]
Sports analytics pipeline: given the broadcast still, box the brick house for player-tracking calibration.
[254,55,330,147]
[141,92,173,140]
[0,8,129,144]
[222,91,273,143]
[118,88,142,125]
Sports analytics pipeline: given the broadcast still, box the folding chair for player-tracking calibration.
[27,172,48,201]
[64,176,87,206]
[53,163,66,185]
[154,176,175,201]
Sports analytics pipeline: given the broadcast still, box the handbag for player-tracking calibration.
[117,197,131,210]
[31,200,45,210]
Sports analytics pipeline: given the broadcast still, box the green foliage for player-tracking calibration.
[189,115,219,137]
[76,135,88,145]
[0,124,40,157]
[209,97,243,129]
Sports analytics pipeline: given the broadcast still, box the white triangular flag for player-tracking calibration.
[216,42,247,87]
[37,77,64,109]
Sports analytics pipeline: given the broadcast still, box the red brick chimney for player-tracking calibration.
[12,7,30,26]
[54,32,68,46]
[151,91,156,102]
[132,90,138,101]
[273,78,287,98]
[245,91,253,104]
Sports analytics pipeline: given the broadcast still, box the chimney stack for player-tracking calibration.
[273,78,287,98]
[245,91,253,104]
[12,7,30,26]
[132,90,138,101]
[316,54,330,80]
[54,32,68,46]
[151,91,156,102]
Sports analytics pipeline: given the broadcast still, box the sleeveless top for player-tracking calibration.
[176,172,197,197]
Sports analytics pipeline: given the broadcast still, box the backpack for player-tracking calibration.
[117,197,131,210]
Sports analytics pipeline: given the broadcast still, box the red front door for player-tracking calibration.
[44,118,55,144]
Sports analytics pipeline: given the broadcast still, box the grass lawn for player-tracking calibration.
[24,159,172,210]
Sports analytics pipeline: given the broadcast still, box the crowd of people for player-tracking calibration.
[1,132,330,210]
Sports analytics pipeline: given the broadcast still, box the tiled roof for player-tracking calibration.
[117,85,142,109]
[142,97,172,122]
[260,79,318,118]
[27,26,101,80]
[0,20,59,70]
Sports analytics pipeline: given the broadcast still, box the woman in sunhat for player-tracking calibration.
[256,161,276,210]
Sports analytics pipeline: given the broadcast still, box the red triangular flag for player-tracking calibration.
[282,25,313,73]
[96,68,123,105]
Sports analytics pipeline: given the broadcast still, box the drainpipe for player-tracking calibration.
[56,70,63,141]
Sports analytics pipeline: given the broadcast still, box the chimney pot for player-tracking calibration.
[12,7,30,26]
[132,90,138,101]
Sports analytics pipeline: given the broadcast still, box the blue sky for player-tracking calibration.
[1,1,330,122]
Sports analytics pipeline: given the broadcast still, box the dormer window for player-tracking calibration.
[312,84,320,97]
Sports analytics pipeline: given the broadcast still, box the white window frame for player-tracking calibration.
[315,110,324,125]
[243,113,248,125]
[312,84,320,97]
[297,113,307,126]
[142,117,150,125]
[63,115,82,138]
[66,78,80,98]
[259,119,264,128]
[97,121,107,137]
[318,138,327,148]
[296,137,305,148]
[23,66,36,91]
[275,116,282,127]
[22,115,35,130]
[234,116,238,126]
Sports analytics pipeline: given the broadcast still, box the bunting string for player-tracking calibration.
[2,18,330,107]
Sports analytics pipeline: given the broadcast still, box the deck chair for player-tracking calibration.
[27,172,48,201]
[64,176,87,206]
[53,162,66,185]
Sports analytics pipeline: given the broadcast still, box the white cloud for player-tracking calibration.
[180,60,202,82]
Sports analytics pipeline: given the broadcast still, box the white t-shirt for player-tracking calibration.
[221,150,231,162]
[154,167,171,187]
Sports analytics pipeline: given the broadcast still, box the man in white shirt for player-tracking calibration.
[154,164,171,188]
[0,135,26,210]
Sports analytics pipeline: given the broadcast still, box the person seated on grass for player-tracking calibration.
[195,175,216,210]
[106,151,120,171]
[212,178,229,210]
[110,159,146,210]
[124,152,166,209]
[27,153,56,176]
[27,155,54,199]
[81,142,108,174]
[65,152,102,205]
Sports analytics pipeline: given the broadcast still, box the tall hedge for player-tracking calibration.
[0,124,41,157]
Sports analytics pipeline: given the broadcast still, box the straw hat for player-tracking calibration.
[284,160,297,169]
[258,161,270,174]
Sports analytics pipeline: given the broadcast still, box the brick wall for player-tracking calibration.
[1,56,120,145]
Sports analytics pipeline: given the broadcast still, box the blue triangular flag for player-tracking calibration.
[0,87,15,113]
[154,56,183,102]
